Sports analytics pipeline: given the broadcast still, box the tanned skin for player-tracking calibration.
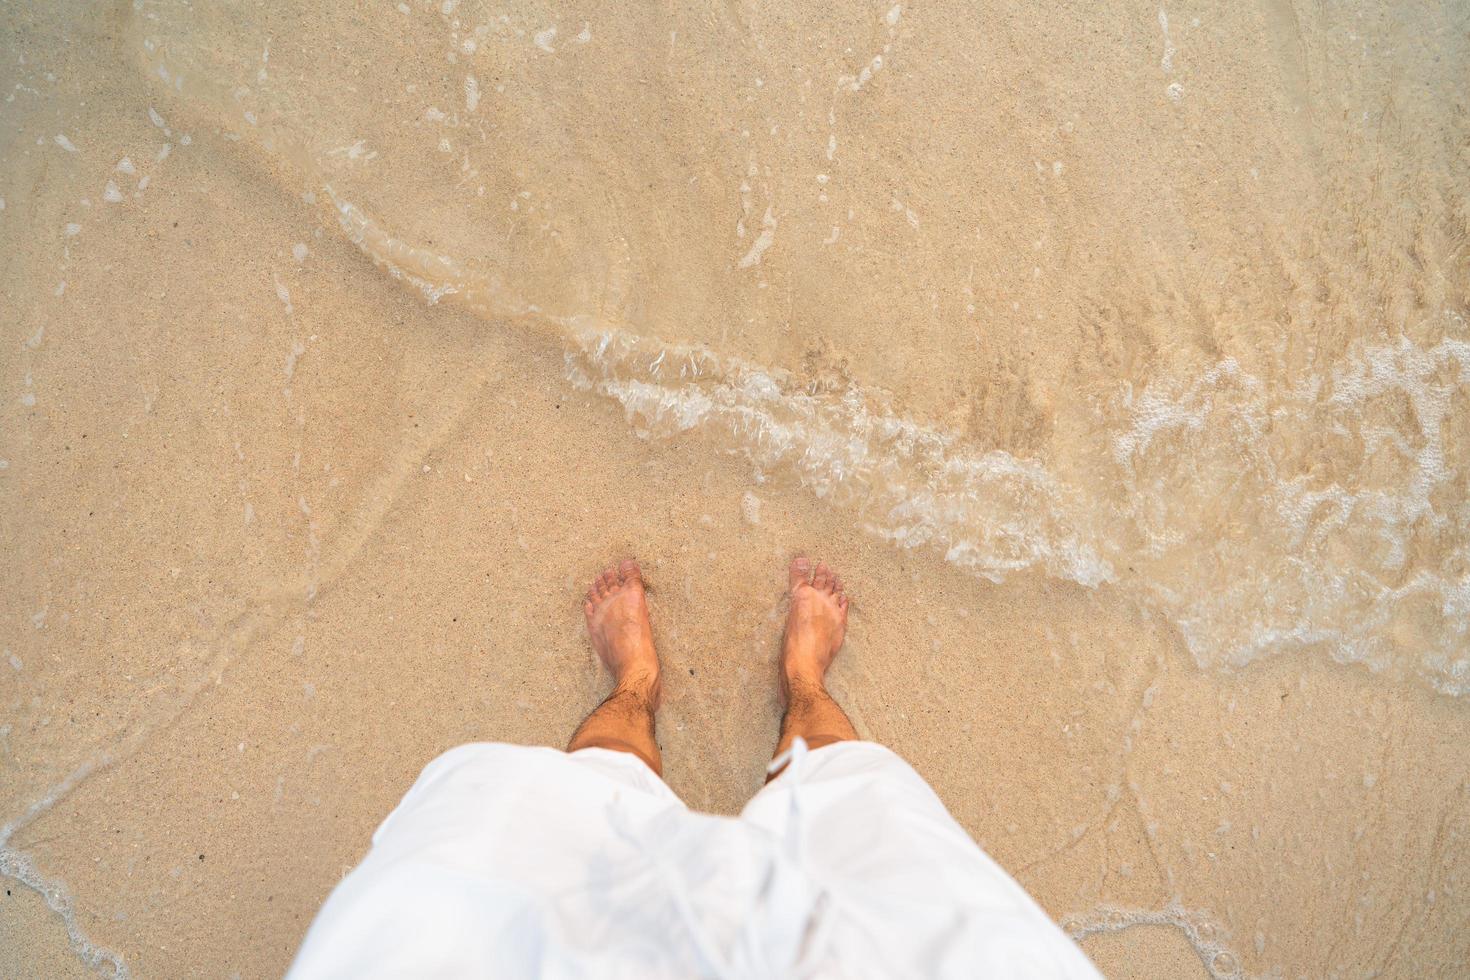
[569,556,854,778]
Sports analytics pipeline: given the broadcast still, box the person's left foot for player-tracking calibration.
[583,559,661,706]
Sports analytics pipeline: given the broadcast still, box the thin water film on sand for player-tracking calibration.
[2,0,1468,976]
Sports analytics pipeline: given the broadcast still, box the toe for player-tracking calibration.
[832,575,844,596]
[789,556,813,591]
[837,594,849,611]
[584,598,596,617]
[813,561,833,591]
[619,558,642,586]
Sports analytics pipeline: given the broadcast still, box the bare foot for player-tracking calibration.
[781,556,849,705]
[584,559,660,706]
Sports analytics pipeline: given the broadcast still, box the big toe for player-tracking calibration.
[789,556,813,591]
[619,558,643,587]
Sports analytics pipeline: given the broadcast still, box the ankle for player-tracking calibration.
[780,668,826,705]
[614,666,660,703]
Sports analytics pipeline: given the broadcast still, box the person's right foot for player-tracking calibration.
[584,559,661,707]
[781,556,849,705]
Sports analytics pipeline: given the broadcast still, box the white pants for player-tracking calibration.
[289,739,1101,979]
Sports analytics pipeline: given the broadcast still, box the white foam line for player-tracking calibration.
[1065,902,1244,978]
[559,318,1113,588]
[0,849,128,977]
[0,603,283,976]
[132,30,1470,701]
[1,759,129,977]
[313,163,1469,695]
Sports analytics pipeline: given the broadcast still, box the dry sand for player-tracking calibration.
[3,0,1468,976]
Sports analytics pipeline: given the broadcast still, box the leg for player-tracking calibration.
[772,556,856,775]
[569,559,663,776]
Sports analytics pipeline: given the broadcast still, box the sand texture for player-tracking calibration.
[3,0,1468,976]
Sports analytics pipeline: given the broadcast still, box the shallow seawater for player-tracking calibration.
[2,0,1468,977]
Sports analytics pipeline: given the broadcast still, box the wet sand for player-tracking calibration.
[3,0,1468,976]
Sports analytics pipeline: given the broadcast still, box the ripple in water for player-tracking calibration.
[121,0,1470,705]
[139,19,1470,696]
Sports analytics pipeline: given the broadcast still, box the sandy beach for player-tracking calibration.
[3,0,1468,976]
